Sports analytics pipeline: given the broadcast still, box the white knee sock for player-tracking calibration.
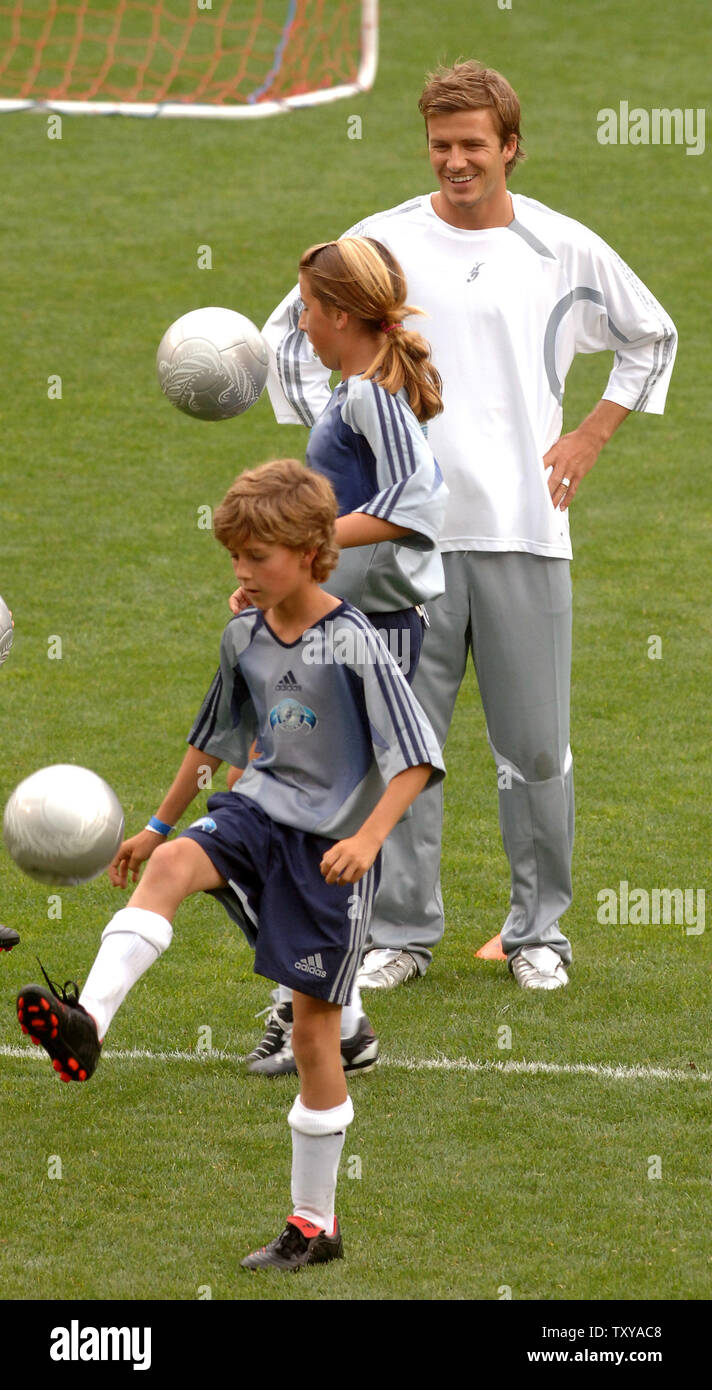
[288,1094,354,1232]
[79,906,173,1041]
[277,984,363,1037]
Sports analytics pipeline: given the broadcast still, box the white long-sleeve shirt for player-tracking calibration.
[262,193,677,560]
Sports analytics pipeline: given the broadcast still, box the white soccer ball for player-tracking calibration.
[0,595,14,667]
[3,765,125,886]
[156,306,269,420]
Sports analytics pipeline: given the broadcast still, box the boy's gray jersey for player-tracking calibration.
[187,601,445,840]
[307,375,448,612]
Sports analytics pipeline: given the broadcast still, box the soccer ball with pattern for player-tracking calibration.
[3,765,125,886]
[156,306,269,420]
[0,595,14,666]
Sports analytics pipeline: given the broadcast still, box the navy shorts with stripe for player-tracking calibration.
[367,607,424,684]
[179,792,381,1005]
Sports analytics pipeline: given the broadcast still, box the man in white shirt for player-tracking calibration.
[262,60,677,992]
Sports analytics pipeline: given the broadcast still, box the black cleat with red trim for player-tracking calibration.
[0,925,20,952]
[17,963,101,1083]
[241,1215,344,1271]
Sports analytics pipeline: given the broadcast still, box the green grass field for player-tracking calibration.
[1,0,710,1306]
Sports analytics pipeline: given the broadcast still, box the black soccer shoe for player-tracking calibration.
[248,1011,379,1077]
[246,999,294,1074]
[17,963,101,1083]
[241,1215,344,1271]
[0,925,20,952]
[341,1016,379,1075]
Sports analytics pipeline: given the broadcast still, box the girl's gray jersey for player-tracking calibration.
[306,374,448,612]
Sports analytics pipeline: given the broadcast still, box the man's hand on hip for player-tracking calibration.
[544,400,631,511]
[543,428,602,511]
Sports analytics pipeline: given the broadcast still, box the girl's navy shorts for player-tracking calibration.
[367,606,425,685]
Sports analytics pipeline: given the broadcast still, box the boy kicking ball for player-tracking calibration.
[17,458,443,1272]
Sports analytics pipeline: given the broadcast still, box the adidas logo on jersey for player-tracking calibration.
[294,952,327,979]
[275,669,302,692]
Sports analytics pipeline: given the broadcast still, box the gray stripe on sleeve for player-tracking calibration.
[543,287,606,404]
[330,863,376,1004]
[508,219,557,260]
[606,248,677,410]
[607,316,632,344]
[349,610,430,766]
[370,381,402,484]
[369,477,409,520]
[276,298,314,427]
[188,668,223,748]
[385,391,417,477]
[632,324,676,411]
[342,198,424,241]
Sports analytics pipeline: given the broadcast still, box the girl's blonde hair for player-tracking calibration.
[213,458,339,583]
[299,236,443,423]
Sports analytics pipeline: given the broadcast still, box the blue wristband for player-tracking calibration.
[146,815,173,836]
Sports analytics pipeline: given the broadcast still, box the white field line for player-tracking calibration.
[0,1044,708,1083]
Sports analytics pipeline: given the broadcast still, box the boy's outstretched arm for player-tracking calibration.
[320,763,432,885]
[109,746,223,888]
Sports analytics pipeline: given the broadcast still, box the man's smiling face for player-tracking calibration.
[427,107,518,229]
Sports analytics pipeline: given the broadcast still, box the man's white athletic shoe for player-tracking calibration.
[511,946,569,991]
[356,948,419,990]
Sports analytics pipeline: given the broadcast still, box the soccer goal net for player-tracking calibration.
[0,0,378,117]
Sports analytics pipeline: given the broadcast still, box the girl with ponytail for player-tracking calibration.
[298,236,443,426]
[232,235,447,685]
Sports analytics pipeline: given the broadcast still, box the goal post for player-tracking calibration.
[0,0,378,118]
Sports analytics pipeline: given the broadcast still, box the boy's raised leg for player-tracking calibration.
[17,839,225,1081]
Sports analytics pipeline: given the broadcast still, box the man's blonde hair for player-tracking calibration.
[213,459,339,583]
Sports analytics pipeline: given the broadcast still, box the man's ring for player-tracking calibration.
[561,476,571,488]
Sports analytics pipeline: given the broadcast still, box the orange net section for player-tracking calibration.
[0,0,364,106]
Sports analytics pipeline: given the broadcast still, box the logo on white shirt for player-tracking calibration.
[467,262,485,282]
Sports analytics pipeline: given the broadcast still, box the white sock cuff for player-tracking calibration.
[101,906,173,956]
[288,1094,354,1138]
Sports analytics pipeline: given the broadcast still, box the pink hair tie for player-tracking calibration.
[381,320,403,333]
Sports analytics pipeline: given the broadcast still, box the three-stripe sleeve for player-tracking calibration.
[563,232,677,415]
[186,622,257,765]
[262,286,333,427]
[342,609,445,788]
[340,378,448,548]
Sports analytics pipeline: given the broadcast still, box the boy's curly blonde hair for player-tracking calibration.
[213,458,339,583]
